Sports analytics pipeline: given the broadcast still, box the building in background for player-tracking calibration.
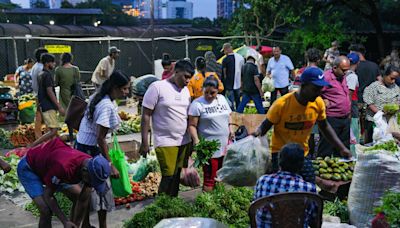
[166,0,192,19]
[132,0,162,19]
[217,0,238,19]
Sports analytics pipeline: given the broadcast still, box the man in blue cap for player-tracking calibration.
[17,137,111,228]
[254,67,351,183]
[346,53,361,155]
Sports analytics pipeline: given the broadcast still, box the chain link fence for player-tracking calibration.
[0,35,303,82]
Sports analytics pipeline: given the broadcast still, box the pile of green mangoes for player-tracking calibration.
[312,157,355,181]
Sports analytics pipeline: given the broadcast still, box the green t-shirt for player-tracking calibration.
[55,66,80,109]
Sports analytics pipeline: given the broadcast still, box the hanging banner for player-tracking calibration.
[44,45,72,54]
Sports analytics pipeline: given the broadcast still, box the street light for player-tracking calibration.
[94,22,98,27]
[28,21,32,25]
[49,20,55,25]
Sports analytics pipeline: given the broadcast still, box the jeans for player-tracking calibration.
[317,116,351,157]
[270,86,289,105]
[225,89,241,111]
[237,93,265,114]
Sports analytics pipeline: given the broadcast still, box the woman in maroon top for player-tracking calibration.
[17,138,111,228]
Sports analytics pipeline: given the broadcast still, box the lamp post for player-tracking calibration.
[151,0,155,74]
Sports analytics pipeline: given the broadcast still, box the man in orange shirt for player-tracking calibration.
[254,67,351,183]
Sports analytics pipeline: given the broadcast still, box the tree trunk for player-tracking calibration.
[367,0,385,58]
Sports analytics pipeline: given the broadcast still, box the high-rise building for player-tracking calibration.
[132,0,162,19]
[166,0,192,19]
[217,0,238,19]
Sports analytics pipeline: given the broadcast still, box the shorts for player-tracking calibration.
[155,143,191,176]
[17,157,71,199]
[42,109,60,129]
[76,143,101,156]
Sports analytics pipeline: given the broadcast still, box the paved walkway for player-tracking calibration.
[0,188,202,228]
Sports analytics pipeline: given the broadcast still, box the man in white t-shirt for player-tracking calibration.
[91,46,120,89]
[140,60,195,197]
[266,46,294,104]
[346,53,360,155]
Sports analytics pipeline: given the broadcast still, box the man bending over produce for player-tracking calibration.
[17,138,110,228]
[140,59,195,197]
[254,143,317,227]
[0,158,11,173]
[254,67,351,183]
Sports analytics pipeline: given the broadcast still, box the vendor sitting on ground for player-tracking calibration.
[254,67,351,183]
[254,143,317,228]
[17,138,111,228]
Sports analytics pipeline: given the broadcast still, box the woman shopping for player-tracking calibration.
[363,65,400,144]
[55,53,81,110]
[76,70,130,228]
[188,76,234,192]
[15,58,34,96]
[187,56,224,100]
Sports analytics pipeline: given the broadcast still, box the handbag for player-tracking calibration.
[65,95,87,130]
[65,67,87,130]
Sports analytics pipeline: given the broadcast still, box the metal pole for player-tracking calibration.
[12,37,18,70]
[185,35,189,59]
[151,0,155,74]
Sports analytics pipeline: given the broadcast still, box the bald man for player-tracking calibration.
[318,56,351,157]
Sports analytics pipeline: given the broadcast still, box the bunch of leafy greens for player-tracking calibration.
[194,184,253,227]
[0,128,13,149]
[323,198,349,223]
[374,191,400,226]
[244,107,258,114]
[364,140,398,153]
[25,192,72,217]
[124,184,254,228]
[193,137,220,168]
[0,154,24,193]
[123,194,195,228]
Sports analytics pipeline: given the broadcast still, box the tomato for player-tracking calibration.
[125,203,131,209]
[121,199,128,204]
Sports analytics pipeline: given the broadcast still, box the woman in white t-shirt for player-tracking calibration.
[188,76,234,192]
[76,70,130,228]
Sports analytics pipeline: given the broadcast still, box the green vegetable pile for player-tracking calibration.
[244,106,258,114]
[193,137,220,168]
[193,184,253,227]
[323,198,349,223]
[312,157,354,181]
[123,194,195,228]
[124,184,254,228]
[0,128,13,149]
[0,154,24,193]
[25,192,72,217]
[383,103,399,115]
[374,191,400,226]
[364,140,399,153]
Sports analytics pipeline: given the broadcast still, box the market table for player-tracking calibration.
[316,177,351,200]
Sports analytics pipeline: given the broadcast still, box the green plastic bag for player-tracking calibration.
[109,135,132,197]
[131,156,149,182]
[19,105,35,124]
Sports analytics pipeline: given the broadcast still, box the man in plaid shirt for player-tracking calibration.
[254,143,317,228]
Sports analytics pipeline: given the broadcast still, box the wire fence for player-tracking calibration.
[0,35,303,82]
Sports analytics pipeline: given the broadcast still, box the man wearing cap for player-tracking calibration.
[17,137,110,228]
[91,46,120,89]
[318,56,351,158]
[236,51,265,114]
[323,40,340,70]
[221,43,244,110]
[266,46,294,105]
[254,67,351,183]
[346,53,360,155]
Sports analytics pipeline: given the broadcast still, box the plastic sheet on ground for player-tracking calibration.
[216,136,269,187]
[347,144,400,227]
[154,217,228,228]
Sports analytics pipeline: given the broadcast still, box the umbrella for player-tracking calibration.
[250,45,273,56]
[217,45,254,64]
